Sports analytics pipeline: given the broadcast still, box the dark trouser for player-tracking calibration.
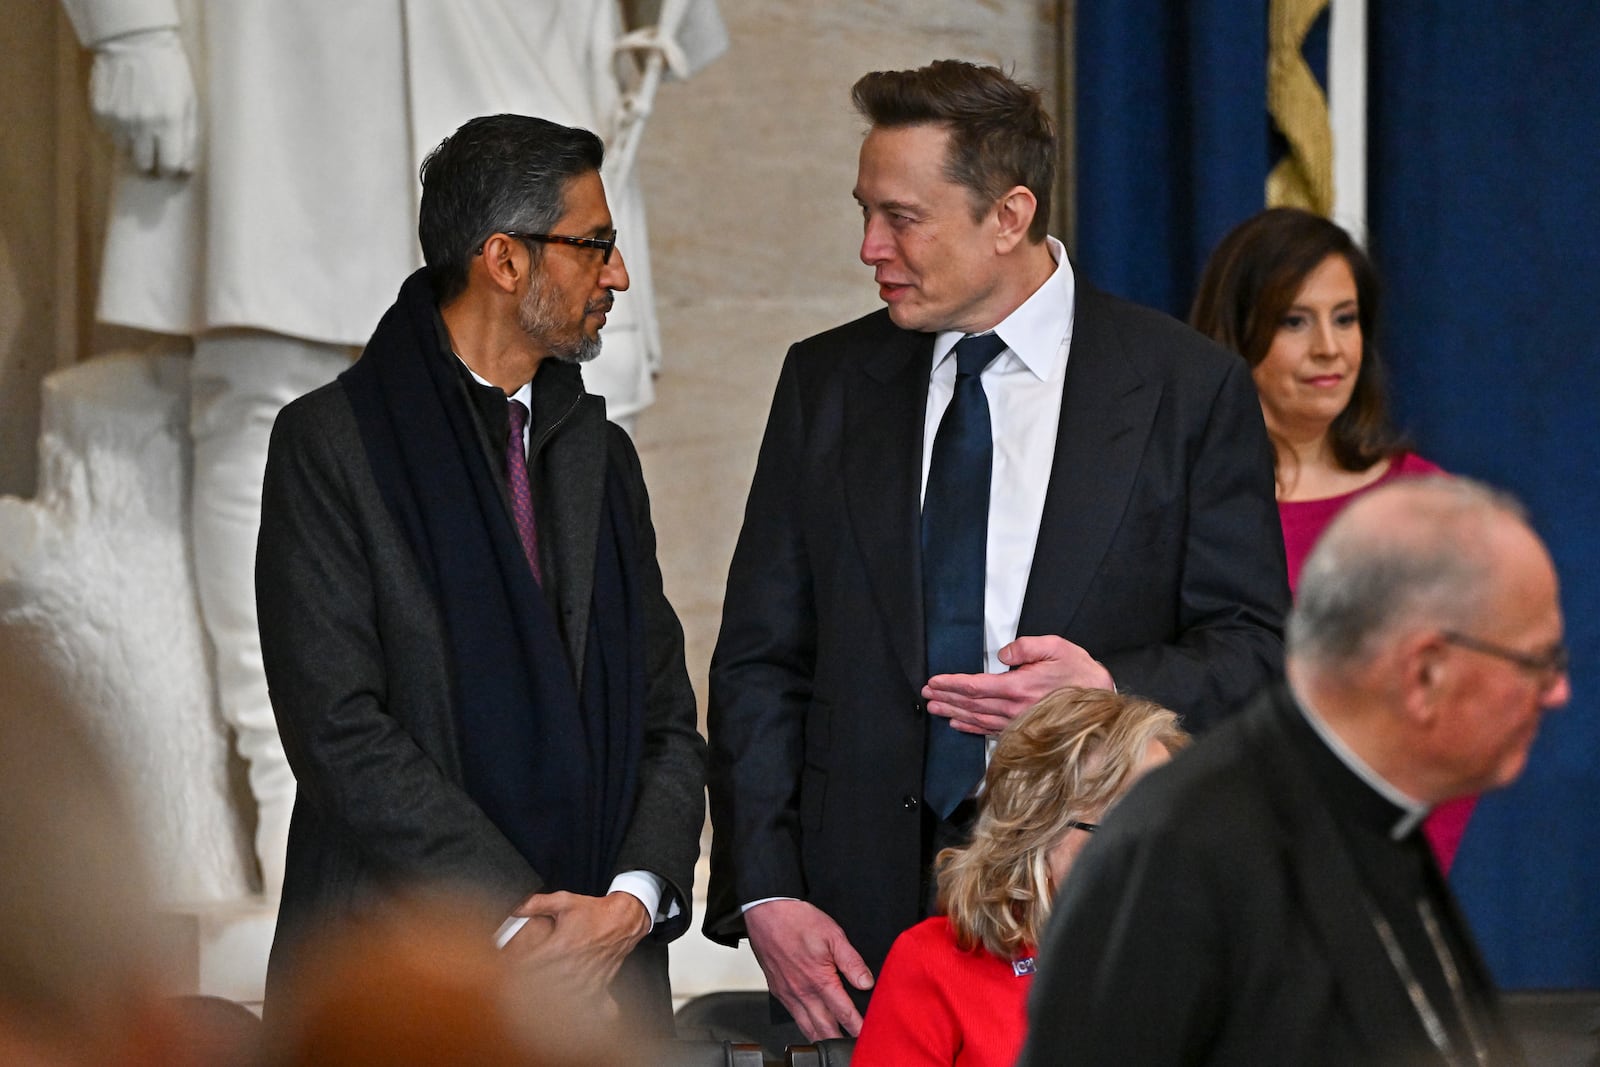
[920,796,979,915]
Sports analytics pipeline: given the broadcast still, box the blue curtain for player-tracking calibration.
[1077,2,1600,988]
[1074,0,1268,316]
[1370,4,1600,989]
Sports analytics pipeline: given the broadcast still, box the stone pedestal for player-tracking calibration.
[157,900,279,1007]
[0,352,267,1001]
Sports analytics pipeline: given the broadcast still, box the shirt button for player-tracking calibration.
[902,795,920,810]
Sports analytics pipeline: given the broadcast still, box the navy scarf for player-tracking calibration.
[340,268,644,896]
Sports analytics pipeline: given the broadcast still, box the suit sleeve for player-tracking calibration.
[704,349,817,941]
[608,424,707,942]
[257,397,536,909]
[1098,354,1289,730]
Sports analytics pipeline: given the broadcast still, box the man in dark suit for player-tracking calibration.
[255,114,704,1029]
[1021,477,1568,1065]
[705,60,1289,1040]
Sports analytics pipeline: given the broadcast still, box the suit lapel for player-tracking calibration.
[1018,284,1161,636]
[843,328,934,691]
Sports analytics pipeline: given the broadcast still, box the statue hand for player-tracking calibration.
[90,28,199,177]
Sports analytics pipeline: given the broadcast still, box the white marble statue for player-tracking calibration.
[56,0,727,898]
[0,355,255,905]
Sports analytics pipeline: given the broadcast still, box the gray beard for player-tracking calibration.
[518,275,603,364]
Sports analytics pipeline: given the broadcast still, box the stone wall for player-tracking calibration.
[0,0,1067,1001]
[634,0,1064,722]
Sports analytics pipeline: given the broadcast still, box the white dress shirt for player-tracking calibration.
[922,236,1075,683]
[743,241,1076,913]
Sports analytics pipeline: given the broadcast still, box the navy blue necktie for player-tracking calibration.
[921,332,1005,818]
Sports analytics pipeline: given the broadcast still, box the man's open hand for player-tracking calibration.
[745,899,874,1040]
[924,634,1114,734]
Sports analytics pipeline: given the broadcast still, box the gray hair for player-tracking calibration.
[1288,476,1528,669]
[418,114,606,303]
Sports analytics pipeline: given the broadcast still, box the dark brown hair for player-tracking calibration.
[1189,207,1408,473]
[851,60,1054,242]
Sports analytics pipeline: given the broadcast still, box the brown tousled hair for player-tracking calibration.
[935,688,1188,959]
[851,59,1055,242]
[1189,207,1409,477]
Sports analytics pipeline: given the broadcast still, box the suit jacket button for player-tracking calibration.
[913,700,926,714]
[902,795,920,810]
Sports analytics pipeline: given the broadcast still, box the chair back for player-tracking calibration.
[785,1037,855,1067]
[648,1038,769,1066]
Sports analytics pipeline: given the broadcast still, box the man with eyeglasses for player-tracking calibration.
[1021,475,1566,1066]
[255,114,705,1031]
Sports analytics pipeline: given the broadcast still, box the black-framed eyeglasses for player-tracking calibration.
[1066,819,1098,834]
[1440,630,1570,686]
[475,230,618,264]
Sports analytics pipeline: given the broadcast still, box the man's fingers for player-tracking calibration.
[925,671,998,699]
[934,694,1017,716]
[949,715,1010,735]
[744,901,871,1038]
[812,975,865,1037]
[927,669,1034,704]
[828,933,874,991]
[810,997,858,1041]
[1001,634,1077,665]
[794,1002,845,1042]
[514,890,569,918]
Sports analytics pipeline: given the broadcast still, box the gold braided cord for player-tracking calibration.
[1266,0,1335,214]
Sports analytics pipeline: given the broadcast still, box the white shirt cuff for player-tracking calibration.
[740,896,800,913]
[493,872,676,949]
[609,870,675,933]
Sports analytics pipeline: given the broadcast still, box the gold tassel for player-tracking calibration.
[1266,0,1335,215]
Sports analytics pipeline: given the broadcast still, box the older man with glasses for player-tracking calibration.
[1021,475,1567,1067]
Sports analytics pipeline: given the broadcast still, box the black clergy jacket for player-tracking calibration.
[1019,685,1526,1067]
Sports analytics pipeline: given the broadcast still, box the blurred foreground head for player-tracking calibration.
[0,699,172,1065]
[263,893,639,1066]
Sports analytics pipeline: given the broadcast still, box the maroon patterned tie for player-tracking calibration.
[505,399,542,583]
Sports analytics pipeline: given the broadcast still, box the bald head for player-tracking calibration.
[1288,476,1568,801]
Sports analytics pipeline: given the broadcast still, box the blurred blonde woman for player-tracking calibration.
[853,688,1187,1066]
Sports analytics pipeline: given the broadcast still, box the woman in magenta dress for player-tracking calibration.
[853,688,1187,1067]
[1190,207,1471,870]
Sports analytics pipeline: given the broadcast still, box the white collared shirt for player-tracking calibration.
[458,359,534,450]
[921,236,1076,681]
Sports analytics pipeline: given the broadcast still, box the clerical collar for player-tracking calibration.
[1293,688,1431,840]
